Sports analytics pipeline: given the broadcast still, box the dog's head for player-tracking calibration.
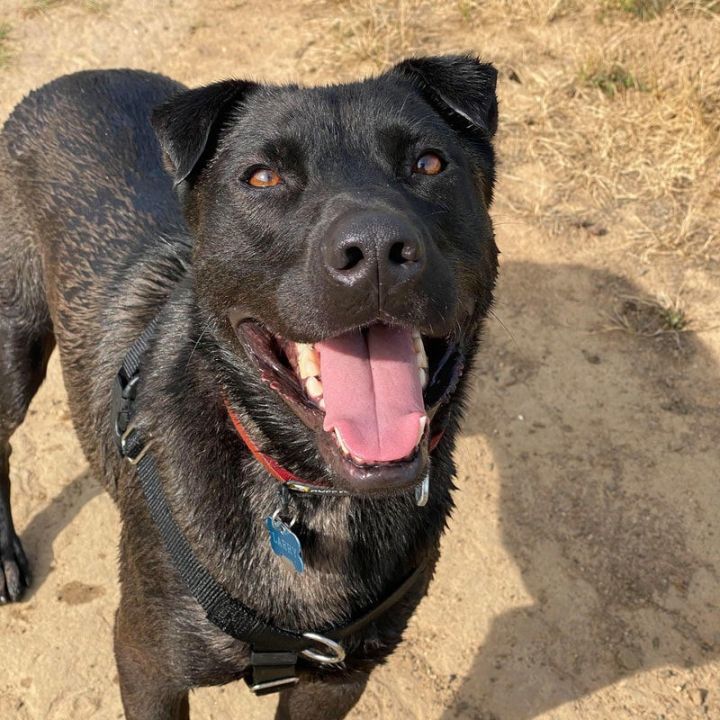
[152,55,499,496]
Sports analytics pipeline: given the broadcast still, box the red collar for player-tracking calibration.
[226,401,305,485]
[225,400,445,490]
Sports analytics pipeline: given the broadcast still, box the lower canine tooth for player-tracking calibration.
[417,415,428,444]
[419,367,428,389]
[413,333,428,368]
[334,428,350,455]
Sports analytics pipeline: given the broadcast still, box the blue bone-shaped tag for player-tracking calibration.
[265,516,305,573]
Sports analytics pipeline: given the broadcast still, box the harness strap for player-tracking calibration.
[111,321,429,694]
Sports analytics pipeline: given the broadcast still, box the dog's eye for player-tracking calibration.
[247,167,282,188]
[412,152,444,176]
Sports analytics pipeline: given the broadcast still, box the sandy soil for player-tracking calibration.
[0,1,719,718]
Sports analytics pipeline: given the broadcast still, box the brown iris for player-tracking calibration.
[412,152,444,176]
[247,167,281,188]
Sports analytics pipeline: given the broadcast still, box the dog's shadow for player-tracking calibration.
[21,470,102,597]
[442,259,720,719]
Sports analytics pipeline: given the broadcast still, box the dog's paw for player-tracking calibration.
[0,533,31,603]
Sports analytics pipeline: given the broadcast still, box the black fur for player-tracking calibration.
[0,55,499,719]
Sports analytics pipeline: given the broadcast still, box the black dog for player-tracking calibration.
[0,55,498,719]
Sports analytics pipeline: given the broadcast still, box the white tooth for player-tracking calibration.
[351,454,366,465]
[419,367,428,389]
[417,415,428,444]
[413,331,428,368]
[295,342,312,358]
[318,398,326,411]
[334,428,350,455]
[305,376,323,399]
[301,357,320,379]
[296,343,321,379]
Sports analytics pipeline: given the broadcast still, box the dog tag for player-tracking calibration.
[265,516,305,573]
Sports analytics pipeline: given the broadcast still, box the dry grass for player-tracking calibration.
[456,0,580,22]
[22,0,65,16]
[0,23,10,68]
[603,0,720,19]
[579,61,646,96]
[607,292,689,338]
[84,0,109,12]
[538,16,720,264]
[22,0,109,17]
[301,0,578,77]
[301,0,443,78]
[301,0,720,268]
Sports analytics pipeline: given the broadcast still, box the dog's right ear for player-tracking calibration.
[151,80,258,187]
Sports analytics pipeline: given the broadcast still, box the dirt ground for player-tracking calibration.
[1,0,719,718]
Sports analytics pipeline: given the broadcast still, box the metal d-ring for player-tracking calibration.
[271,508,298,529]
[300,633,346,664]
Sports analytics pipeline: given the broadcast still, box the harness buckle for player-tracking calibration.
[247,650,299,696]
[120,423,154,465]
[112,369,140,451]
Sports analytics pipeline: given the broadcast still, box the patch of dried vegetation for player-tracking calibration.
[606,291,689,338]
[300,0,443,79]
[300,0,720,267]
[549,9,720,265]
[22,0,109,18]
[0,23,10,68]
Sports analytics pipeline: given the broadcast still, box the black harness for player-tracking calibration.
[111,317,428,694]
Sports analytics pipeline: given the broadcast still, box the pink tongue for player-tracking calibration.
[316,326,425,463]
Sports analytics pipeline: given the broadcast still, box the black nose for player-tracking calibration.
[322,211,426,296]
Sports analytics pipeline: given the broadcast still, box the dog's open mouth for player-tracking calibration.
[232,320,465,491]
[296,326,431,463]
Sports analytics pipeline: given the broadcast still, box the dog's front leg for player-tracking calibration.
[0,445,31,603]
[275,671,369,720]
[114,605,190,720]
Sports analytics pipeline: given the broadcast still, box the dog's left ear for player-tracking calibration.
[389,55,498,139]
[152,79,259,187]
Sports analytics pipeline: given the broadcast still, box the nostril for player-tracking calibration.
[389,240,418,265]
[340,245,364,271]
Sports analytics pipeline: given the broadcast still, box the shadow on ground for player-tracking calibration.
[442,260,720,719]
[21,470,102,598]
